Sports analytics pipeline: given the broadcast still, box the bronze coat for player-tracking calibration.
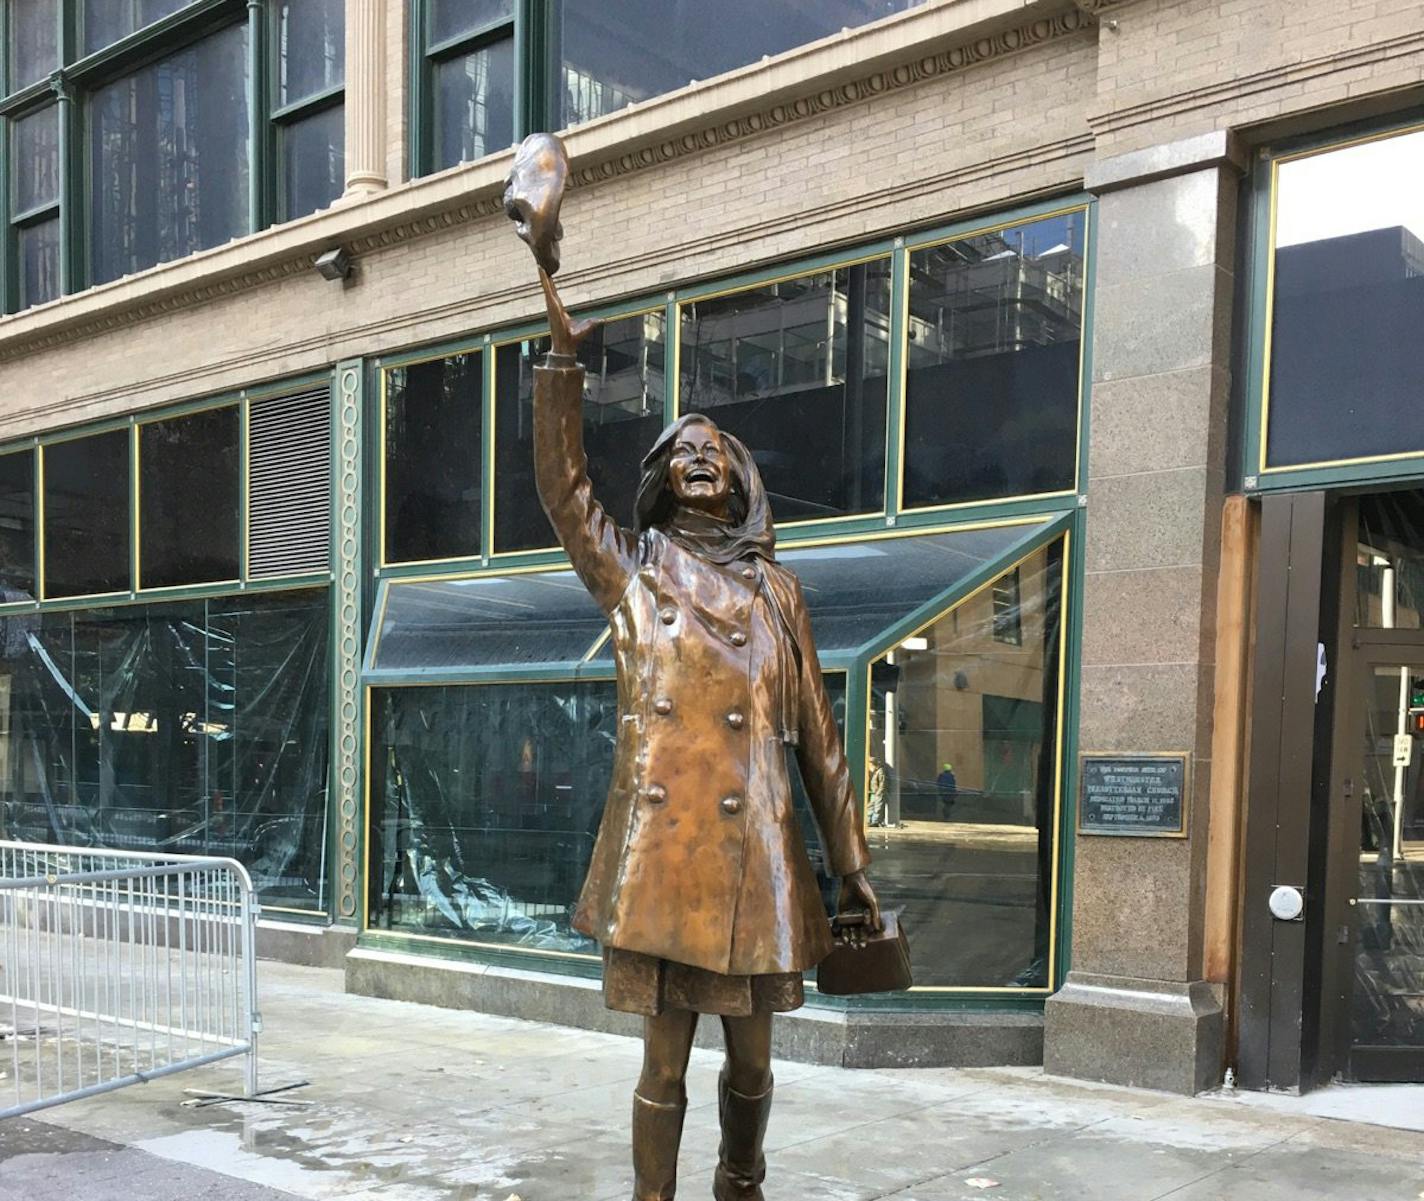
[534,363,870,976]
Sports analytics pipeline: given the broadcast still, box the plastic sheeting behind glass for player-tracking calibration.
[1267,126,1424,468]
[865,538,1065,988]
[368,680,614,953]
[367,672,847,955]
[0,588,331,911]
[1357,490,1424,630]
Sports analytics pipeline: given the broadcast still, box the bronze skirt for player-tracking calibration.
[603,947,804,1018]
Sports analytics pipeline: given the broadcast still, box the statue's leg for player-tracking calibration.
[632,1008,697,1201]
[713,1011,774,1201]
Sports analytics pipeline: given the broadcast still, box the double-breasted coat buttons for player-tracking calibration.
[729,631,747,647]
[741,566,757,580]
[726,711,745,730]
[654,697,673,715]
[720,796,742,815]
[659,606,677,625]
[643,784,667,804]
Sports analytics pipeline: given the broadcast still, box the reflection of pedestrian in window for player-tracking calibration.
[867,758,887,827]
[936,761,957,820]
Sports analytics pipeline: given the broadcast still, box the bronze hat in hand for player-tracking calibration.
[503,132,569,277]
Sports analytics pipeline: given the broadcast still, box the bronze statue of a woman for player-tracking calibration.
[505,133,881,1201]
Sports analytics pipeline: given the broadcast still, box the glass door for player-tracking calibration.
[1348,648,1424,1081]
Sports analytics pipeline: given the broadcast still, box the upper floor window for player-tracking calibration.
[409,0,930,177]
[1258,122,1424,474]
[1,0,345,312]
[415,0,515,174]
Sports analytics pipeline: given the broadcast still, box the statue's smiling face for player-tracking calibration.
[668,420,732,516]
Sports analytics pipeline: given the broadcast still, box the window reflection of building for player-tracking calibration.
[679,262,892,522]
[868,542,1064,989]
[904,215,1085,509]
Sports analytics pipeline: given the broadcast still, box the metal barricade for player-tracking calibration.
[0,840,261,1120]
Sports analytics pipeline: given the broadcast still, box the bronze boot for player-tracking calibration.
[632,1090,686,1200]
[712,1069,773,1201]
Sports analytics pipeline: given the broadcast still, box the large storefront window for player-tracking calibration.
[1263,123,1424,471]
[1357,490,1424,630]
[363,519,1070,988]
[679,260,892,524]
[866,540,1064,988]
[0,587,332,911]
[904,212,1085,509]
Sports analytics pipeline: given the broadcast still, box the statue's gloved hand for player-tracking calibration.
[838,870,882,935]
[538,267,598,359]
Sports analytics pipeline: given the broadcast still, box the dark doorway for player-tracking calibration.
[1328,636,1424,1081]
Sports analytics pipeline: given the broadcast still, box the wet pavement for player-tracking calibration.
[3,959,1423,1200]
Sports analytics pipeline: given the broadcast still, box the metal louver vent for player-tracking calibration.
[248,387,331,578]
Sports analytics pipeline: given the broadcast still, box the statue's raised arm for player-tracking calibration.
[504,134,632,612]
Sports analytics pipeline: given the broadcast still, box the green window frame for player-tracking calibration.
[372,196,1095,577]
[0,0,346,314]
[0,374,335,612]
[1242,110,1424,495]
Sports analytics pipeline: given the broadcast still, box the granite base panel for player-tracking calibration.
[1042,971,1225,1095]
[344,947,1044,1069]
[256,920,358,971]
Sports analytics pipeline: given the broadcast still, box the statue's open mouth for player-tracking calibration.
[685,466,717,484]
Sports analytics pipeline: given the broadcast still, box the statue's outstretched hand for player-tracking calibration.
[538,267,598,359]
[838,870,883,933]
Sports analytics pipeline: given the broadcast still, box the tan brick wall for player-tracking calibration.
[1094,0,1424,155]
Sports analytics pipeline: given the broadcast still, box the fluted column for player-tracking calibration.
[344,0,388,196]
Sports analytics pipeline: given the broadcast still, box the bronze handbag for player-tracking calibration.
[816,909,912,995]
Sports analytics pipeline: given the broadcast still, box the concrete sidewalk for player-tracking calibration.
[3,960,1423,1201]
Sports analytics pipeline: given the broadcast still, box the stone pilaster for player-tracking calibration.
[344,0,388,196]
[1043,131,1247,1095]
[332,360,364,923]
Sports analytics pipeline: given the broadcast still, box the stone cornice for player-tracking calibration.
[0,0,1099,364]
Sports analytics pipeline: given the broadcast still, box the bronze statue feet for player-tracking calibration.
[712,1068,773,1201]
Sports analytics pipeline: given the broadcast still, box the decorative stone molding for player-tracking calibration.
[333,360,364,923]
[0,2,1097,364]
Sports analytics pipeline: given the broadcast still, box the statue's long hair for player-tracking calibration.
[634,413,776,563]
